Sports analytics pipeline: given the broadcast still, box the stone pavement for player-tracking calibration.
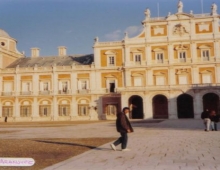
[0,119,219,170]
[40,119,220,170]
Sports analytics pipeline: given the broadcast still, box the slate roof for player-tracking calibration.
[6,54,94,68]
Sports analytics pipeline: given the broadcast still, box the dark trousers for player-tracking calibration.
[113,132,128,149]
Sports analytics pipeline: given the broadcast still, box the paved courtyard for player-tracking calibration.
[1,119,220,170]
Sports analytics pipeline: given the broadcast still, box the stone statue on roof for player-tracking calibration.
[145,8,151,19]
[211,3,217,16]
[177,0,183,13]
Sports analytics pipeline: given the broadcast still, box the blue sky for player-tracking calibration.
[0,0,219,57]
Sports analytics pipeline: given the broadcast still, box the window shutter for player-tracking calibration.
[40,82,43,91]
[59,81,62,90]
[78,80,81,90]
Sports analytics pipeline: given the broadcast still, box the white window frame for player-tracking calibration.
[178,50,187,63]
[108,56,115,66]
[202,74,212,84]
[156,52,164,63]
[40,81,50,91]
[156,76,165,85]
[78,105,89,116]
[59,80,69,93]
[134,54,141,65]
[78,79,89,90]
[21,81,32,92]
[178,75,188,85]
[201,49,210,61]
[106,79,117,93]
[134,77,142,86]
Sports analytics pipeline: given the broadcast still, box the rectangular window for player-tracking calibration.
[81,80,87,90]
[202,74,212,84]
[135,54,141,64]
[43,82,49,91]
[20,106,31,117]
[134,77,142,86]
[4,82,12,92]
[39,105,50,117]
[109,56,115,66]
[109,80,115,93]
[179,51,186,62]
[106,105,117,115]
[157,53,163,63]
[78,105,89,116]
[2,106,13,117]
[59,105,70,116]
[202,50,210,61]
[179,75,187,85]
[62,82,68,92]
[156,76,165,85]
[22,82,31,91]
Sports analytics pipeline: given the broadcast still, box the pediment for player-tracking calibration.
[200,70,212,74]
[104,50,116,55]
[104,74,115,78]
[198,45,211,49]
[166,13,193,21]
[154,72,165,76]
[153,48,164,52]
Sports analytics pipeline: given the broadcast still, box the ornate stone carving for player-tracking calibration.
[173,24,189,36]
[211,3,217,16]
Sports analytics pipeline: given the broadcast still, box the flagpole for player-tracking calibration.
[157,2,159,19]
[201,0,203,14]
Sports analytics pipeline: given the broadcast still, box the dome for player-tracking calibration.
[0,29,11,38]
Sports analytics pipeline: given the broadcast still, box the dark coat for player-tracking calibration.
[201,111,210,119]
[210,115,219,123]
[116,112,134,133]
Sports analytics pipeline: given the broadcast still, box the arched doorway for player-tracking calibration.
[203,93,219,114]
[153,95,168,119]
[177,94,194,118]
[129,95,143,119]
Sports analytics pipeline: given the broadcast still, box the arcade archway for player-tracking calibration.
[177,94,194,118]
[153,95,168,119]
[129,95,143,119]
[203,93,219,114]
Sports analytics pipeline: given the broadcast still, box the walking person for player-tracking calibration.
[110,107,134,151]
[201,109,211,131]
[210,110,219,131]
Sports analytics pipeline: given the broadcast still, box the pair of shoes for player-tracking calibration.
[122,148,130,151]
[110,144,116,151]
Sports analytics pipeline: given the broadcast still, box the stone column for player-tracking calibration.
[15,74,20,96]
[144,95,153,119]
[14,98,20,118]
[169,67,175,85]
[216,65,220,83]
[71,72,77,94]
[191,42,197,63]
[52,97,58,120]
[124,69,131,87]
[32,97,39,118]
[192,66,199,84]
[70,97,77,119]
[193,91,203,119]
[94,47,100,68]
[214,41,220,58]
[146,45,151,65]
[168,44,174,64]
[53,72,58,95]
[147,68,153,85]
[168,93,178,119]
[124,46,130,66]
[33,73,39,95]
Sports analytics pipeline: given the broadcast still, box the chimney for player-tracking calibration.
[31,48,40,57]
[58,46,67,56]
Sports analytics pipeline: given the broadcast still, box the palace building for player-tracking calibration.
[1,1,220,121]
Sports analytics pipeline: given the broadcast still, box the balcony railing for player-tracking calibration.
[20,91,32,95]
[78,89,90,94]
[2,92,14,96]
[58,90,71,94]
[39,91,51,95]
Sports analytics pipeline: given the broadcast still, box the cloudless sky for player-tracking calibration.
[0,0,219,57]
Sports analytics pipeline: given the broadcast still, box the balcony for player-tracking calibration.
[58,90,71,95]
[78,89,90,94]
[1,92,14,96]
[20,91,32,95]
[39,90,51,95]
